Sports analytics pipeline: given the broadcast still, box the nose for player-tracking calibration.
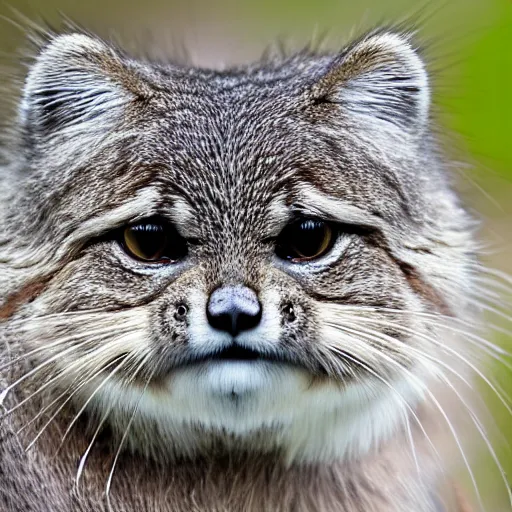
[207,285,262,336]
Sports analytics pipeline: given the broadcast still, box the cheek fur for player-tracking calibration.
[16,303,153,392]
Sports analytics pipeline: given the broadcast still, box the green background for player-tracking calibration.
[0,0,510,509]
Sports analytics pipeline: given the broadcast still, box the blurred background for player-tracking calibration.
[0,0,510,509]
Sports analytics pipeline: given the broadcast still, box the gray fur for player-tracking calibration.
[0,27,481,511]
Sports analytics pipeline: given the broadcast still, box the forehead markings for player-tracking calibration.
[58,187,162,255]
[262,194,292,239]
[165,196,196,231]
[293,184,385,231]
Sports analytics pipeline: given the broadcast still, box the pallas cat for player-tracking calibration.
[0,24,510,512]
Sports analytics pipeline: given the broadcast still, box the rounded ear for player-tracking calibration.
[312,31,430,136]
[20,33,150,145]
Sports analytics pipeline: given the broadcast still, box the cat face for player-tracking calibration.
[0,31,476,462]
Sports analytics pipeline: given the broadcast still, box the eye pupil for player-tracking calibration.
[122,220,187,263]
[294,220,327,258]
[275,218,334,262]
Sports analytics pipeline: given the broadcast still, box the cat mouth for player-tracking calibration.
[206,344,262,362]
[184,343,286,366]
[148,343,330,379]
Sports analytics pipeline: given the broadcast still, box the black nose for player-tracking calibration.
[207,286,262,336]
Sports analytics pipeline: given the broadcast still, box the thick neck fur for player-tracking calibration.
[1,360,464,512]
[1,395,445,512]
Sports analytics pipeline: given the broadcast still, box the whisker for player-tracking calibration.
[326,305,510,356]
[464,296,512,325]
[326,344,443,471]
[21,356,125,449]
[0,325,136,372]
[336,325,512,426]
[473,281,512,305]
[0,339,80,373]
[51,353,136,456]
[438,373,512,508]
[17,374,90,436]
[339,319,512,416]
[105,357,154,510]
[325,305,481,329]
[325,327,484,510]
[404,411,421,476]
[5,309,116,326]
[330,322,472,388]
[328,303,512,506]
[75,406,113,492]
[473,275,512,294]
[470,265,512,287]
[0,338,97,406]
[4,343,132,420]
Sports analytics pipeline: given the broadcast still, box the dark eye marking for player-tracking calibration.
[120,217,188,263]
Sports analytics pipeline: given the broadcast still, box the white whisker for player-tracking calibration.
[325,342,442,467]
[324,326,484,511]
[53,353,135,455]
[438,373,512,508]
[339,319,512,416]
[5,341,132,419]
[75,406,112,492]
[105,357,154,510]
[22,356,126,451]
[0,338,97,406]
[404,411,421,476]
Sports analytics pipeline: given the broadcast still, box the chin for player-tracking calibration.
[88,360,423,464]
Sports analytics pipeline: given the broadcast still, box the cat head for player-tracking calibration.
[1,30,476,462]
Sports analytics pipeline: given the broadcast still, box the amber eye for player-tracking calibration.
[275,219,335,262]
[122,220,188,263]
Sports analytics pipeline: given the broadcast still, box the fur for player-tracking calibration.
[0,26,496,511]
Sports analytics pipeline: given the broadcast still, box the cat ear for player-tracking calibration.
[312,31,429,135]
[20,33,150,144]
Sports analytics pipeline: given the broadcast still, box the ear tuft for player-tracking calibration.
[20,33,145,143]
[314,31,430,135]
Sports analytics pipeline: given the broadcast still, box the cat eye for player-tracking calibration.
[122,220,188,263]
[275,219,335,262]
